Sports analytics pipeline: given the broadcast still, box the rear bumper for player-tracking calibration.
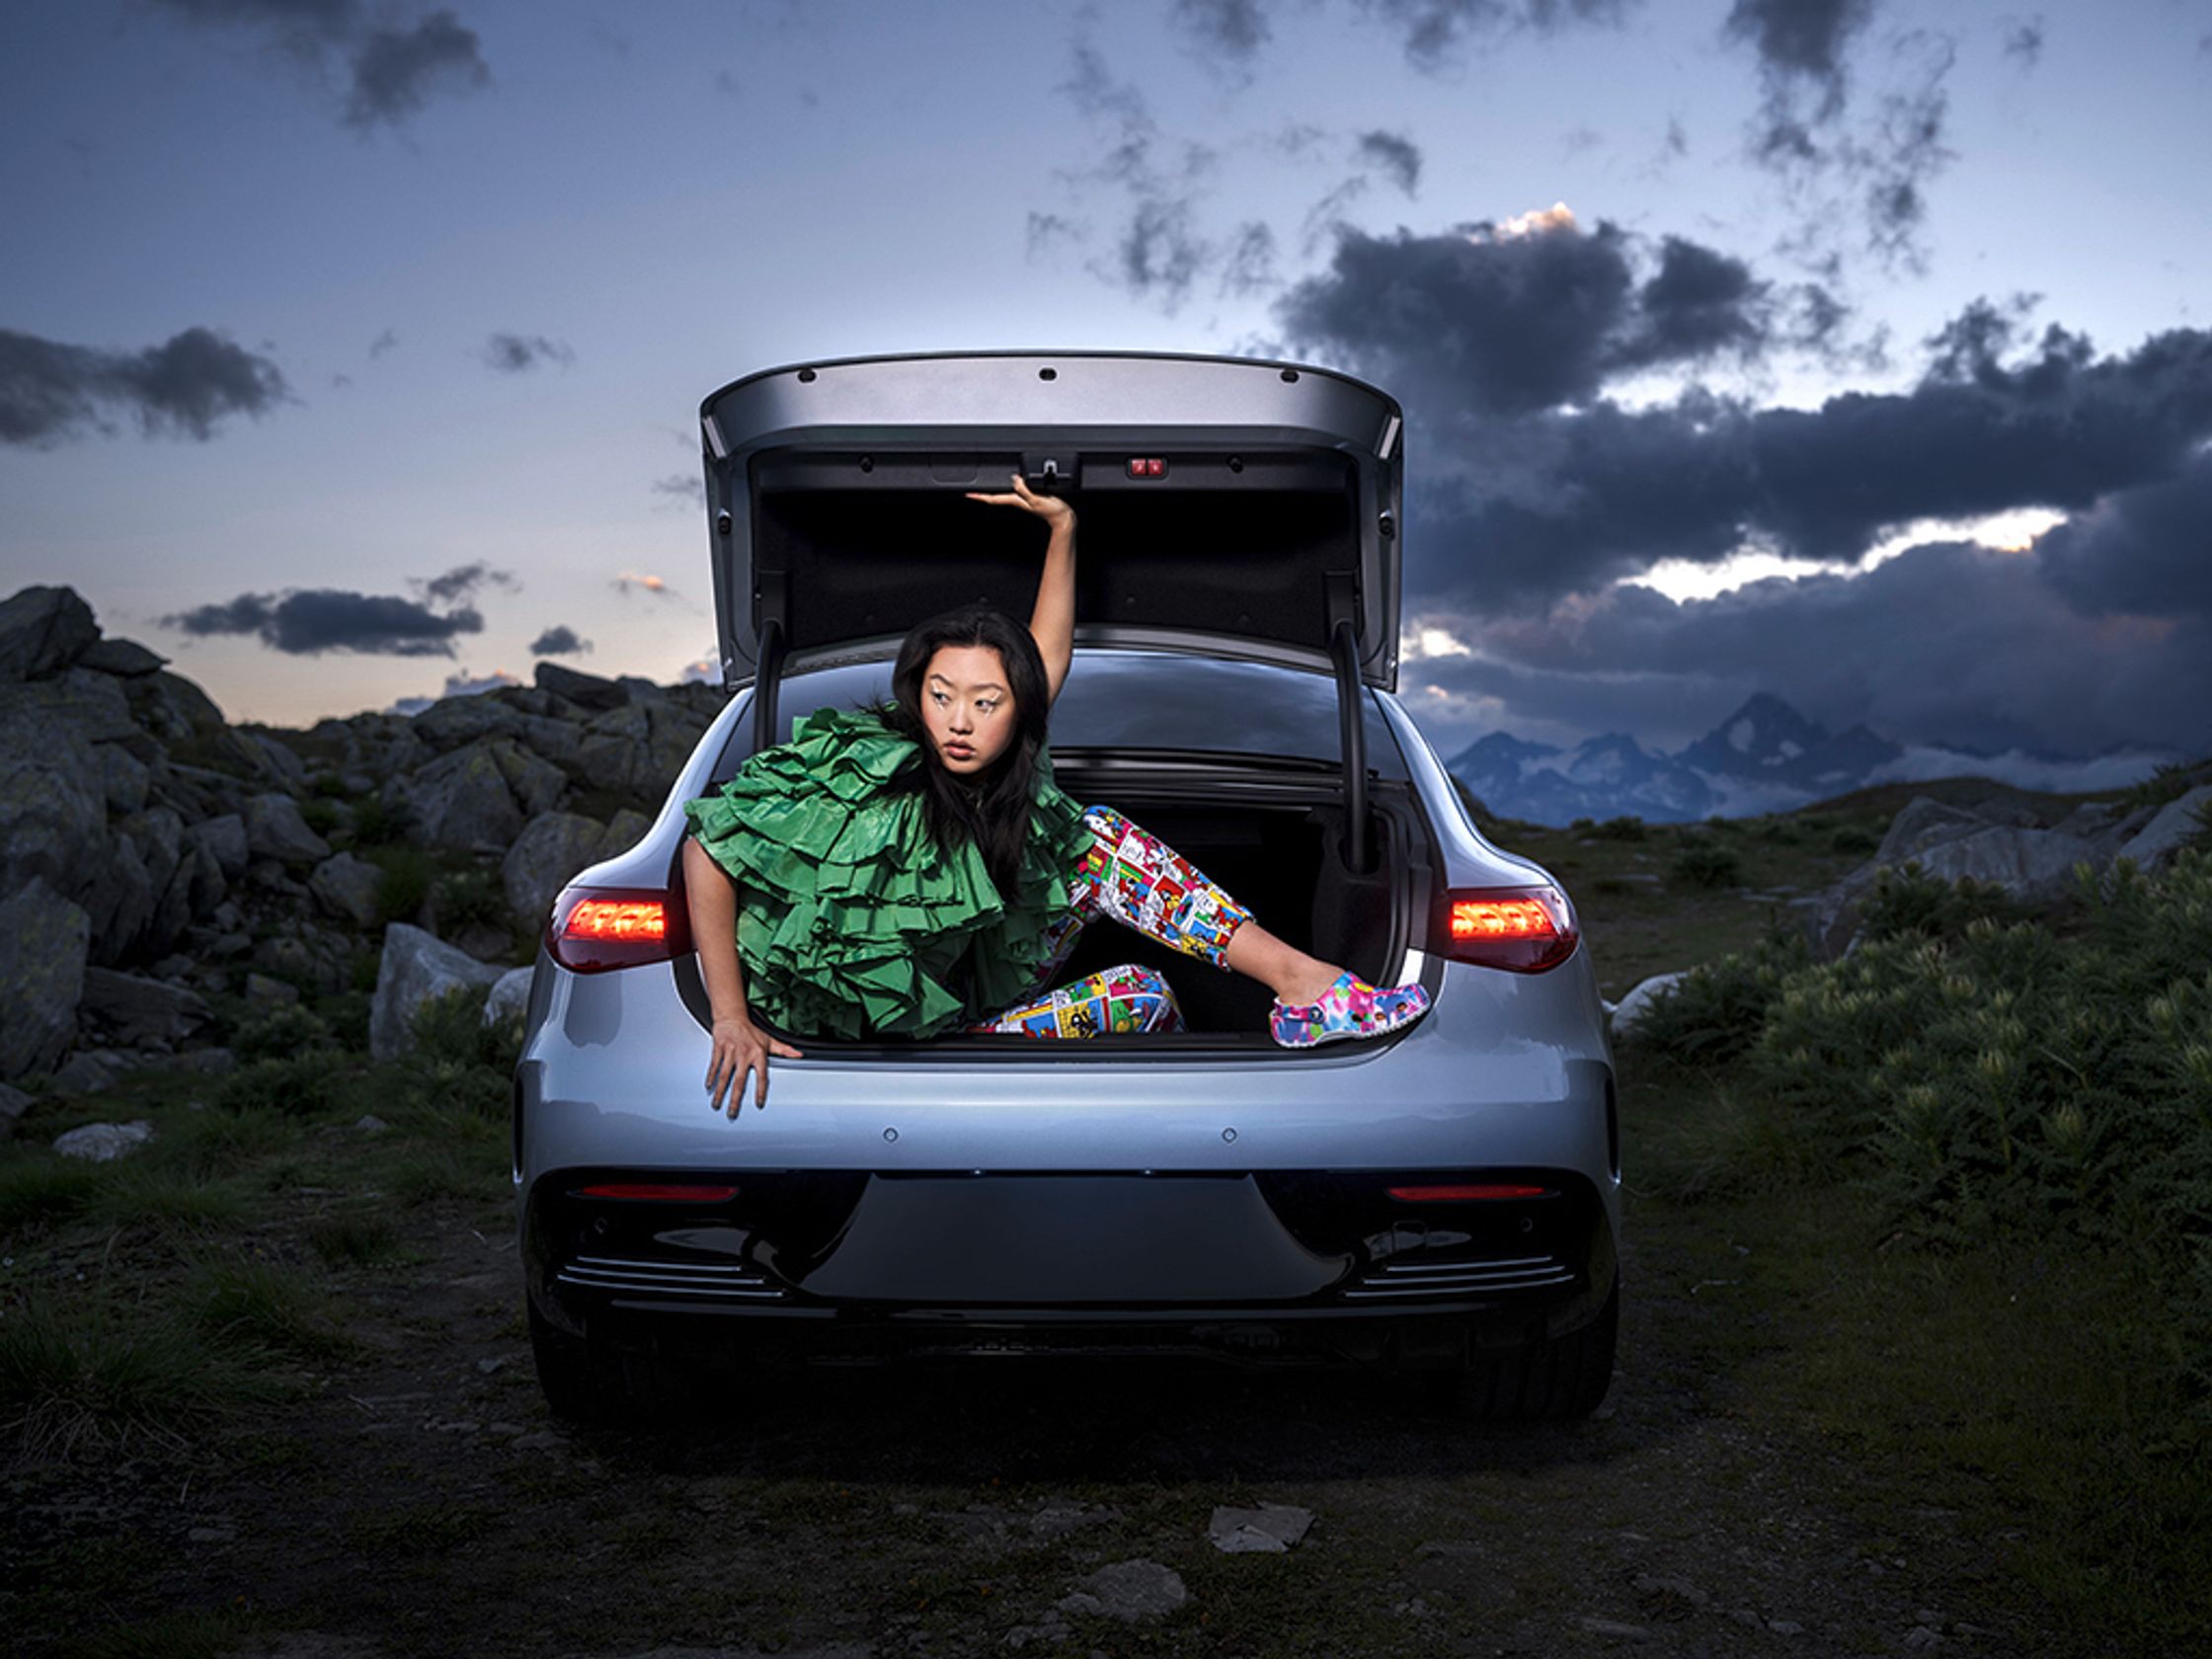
[523,1166,1618,1365]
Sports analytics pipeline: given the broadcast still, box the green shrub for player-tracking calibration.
[1624,926,1812,1066]
[1592,816,1647,840]
[231,1002,333,1065]
[1829,827,1879,855]
[0,1158,101,1234]
[371,846,434,924]
[350,794,408,846]
[1856,862,2027,944]
[1669,839,1742,890]
[1568,817,1595,831]
[186,1253,356,1361]
[0,1296,275,1458]
[298,797,343,838]
[432,869,506,931]
[307,1211,406,1267]
[217,1052,351,1118]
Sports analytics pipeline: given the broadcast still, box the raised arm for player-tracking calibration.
[967,473,1076,706]
[681,837,802,1115]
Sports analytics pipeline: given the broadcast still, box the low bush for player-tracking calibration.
[1592,816,1647,840]
[0,1296,275,1459]
[1668,839,1742,890]
[1829,826,1878,855]
[232,1002,334,1065]
[350,794,408,846]
[218,1052,353,1118]
[1856,861,2027,944]
[1626,926,1812,1067]
[371,846,434,925]
[432,869,507,932]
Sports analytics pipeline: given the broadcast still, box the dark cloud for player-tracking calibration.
[1353,129,1421,195]
[415,562,515,603]
[652,473,705,509]
[2002,16,2044,70]
[2034,454,2212,622]
[1358,0,1635,70]
[0,325,287,446]
[344,10,489,128]
[1417,535,2212,759]
[367,327,398,357]
[481,333,574,372]
[1276,212,1771,418]
[148,0,490,129]
[1724,0,1871,95]
[1221,221,1279,295]
[528,625,592,657]
[1173,0,1272,61]
[163,590,484,657]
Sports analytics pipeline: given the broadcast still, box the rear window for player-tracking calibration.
[728,650,1408,777]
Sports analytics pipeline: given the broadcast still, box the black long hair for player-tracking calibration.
[872,604,1053,899]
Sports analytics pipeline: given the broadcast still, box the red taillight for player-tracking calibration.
[574,1183,738,1202]
[548,886,690,974]
[1435,884,1579,973]
[1387,1183,1551,1202]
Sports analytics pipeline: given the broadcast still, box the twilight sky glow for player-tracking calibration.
[4,0,2209,779]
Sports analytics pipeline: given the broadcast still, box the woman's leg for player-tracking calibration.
[1075,805,1430,1046]
[967,964,1185,1038]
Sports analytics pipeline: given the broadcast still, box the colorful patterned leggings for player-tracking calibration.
[966,805,1254,1038]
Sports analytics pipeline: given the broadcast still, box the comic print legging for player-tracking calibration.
[964,805,1254,1038]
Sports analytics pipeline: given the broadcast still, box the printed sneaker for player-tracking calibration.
[1269,972,1432,1048]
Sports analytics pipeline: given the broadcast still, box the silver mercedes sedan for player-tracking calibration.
[512,352,1620,1422]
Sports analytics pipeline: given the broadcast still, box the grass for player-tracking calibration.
[186,1251,357,1363]
[306,1209,411,1267]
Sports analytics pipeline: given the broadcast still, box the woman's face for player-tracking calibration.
[918,644,1017,775]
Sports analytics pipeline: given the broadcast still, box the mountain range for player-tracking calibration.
[1442,693,2164,825]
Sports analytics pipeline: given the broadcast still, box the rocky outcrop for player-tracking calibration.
[2111,785,2212,872]
[501,809,650,925]
[308,851,384,929]
[0,879,91,1078]
[0,586,100,681]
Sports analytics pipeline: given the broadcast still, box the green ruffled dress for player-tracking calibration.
[682,707,1096,1041]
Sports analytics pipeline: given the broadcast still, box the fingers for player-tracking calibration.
[769,1038,805,1059]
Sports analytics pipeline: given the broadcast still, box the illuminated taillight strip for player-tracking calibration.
[548,886,691,974]
[1433,885,1579,973]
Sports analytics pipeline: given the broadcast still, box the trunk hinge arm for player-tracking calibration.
[1326,574,1373,874]
[751,571,789,755]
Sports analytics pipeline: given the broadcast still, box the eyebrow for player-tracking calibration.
[928,673,1005,693]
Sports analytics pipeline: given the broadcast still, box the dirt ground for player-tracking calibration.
[5,1171,2071,1659]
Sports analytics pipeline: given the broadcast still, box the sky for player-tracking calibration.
[4,0,2210,779]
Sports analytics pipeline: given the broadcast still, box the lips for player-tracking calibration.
[945,744,975,759]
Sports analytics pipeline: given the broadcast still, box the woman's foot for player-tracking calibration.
[1269,971,1432,1048]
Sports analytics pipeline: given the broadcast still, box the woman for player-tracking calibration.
[681,475,1431,1118]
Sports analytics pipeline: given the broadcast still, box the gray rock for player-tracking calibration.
[0,745,109,908]
[483,965,533,1027]
[574,702,710,799]
[244,793,332,864]
[602,807,652,854]
[1610,972,1691,1039]
[535,660,628,711]
[369,922,506,1061]
[124,669,230,746]
[1208,1502,1312,1552]
[1054,1559,1188,1623]
[242,730,307,788]
[1908,826,2099,903]
[252,931,349,992]
[77,637,168,677]
[309,851,385,929]
[79,966,210,1046]
[0,1080,31,1136]
[502,812,617,924]
[491,739,566,818]
[52,1050,123,1094]
[0,586,100,680]
[514,713,582,768]
[6,669,141,746]
[413,694,526,751]
[97,743,152,815]
[1874,796,1991,867]
[2110,785,2212,872]
[245,972,302,1005]
[53,1119,154,1161]
[193,813,251,880]
[390,743,527,851]
[354,1114,389,1133]
[0,879,90,1078]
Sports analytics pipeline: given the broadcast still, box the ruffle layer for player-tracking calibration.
[682,707,1093,1040]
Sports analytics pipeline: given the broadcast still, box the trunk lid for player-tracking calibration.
[698,351,1404,691]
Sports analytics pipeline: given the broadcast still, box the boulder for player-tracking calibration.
[79,966,210,1048]
[241,730,307,788]
[491,739,567,818]
[1610,971,1692,1039]
[77,637,168,676]
[502,812,616,924]
[534,661,628,712]
[390,744,525,851]
[309,851,385,929]
[0,585,99,681]
[2110,785,2212,873]
[98,744,152,815]
[369,922,506,1061]
[0,754,106,912]
[1873,796,1991,867]
[51,1050,123,1094]
[5,669,140,746]
[514,713,583,768]
[244,972,301,1005]
[0,879,90,1078]
[252,930,350,992]
[412,694,527,751]
[123,669,229,746]
[602,807,652,853]
[0,1081,30,1138]
[192,813,251,880]
[483,965,534,1027]
[1908,826,2100,904]
[573,702,710,798]
[53,1120,154,1162]
[90,807,189,965]
[1055,1560,1188,1623]
[244,792,332,864]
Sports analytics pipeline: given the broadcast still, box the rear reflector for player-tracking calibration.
[549,886,691,973]
[1387,1184,1551,1202]
[575,1183,739,1203]
[1434,885,1579,973]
